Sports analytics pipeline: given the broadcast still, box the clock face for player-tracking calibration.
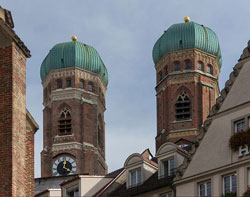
[52,156,77,176]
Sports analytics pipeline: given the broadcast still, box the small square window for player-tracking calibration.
[66,79,72,88]
[129,168,141,188]
[234,119,245,132]
[199,181,211,197]
[223,174,237,195]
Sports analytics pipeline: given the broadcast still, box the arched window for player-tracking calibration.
[158,71,163,81]
[98,115,104,149]
[174,61,180,71]
[88,82,94,92]
[207,64,213,75]
[185,59,191,70]
[66,79,72,88]
[175,92,190,121]
[198,61,204,71]
[57,79,62,89]
[165,66,168,76]
[58,107,72,135]
[79,80,84,89]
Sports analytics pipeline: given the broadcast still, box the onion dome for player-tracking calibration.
[40,36,108,87]
[152,18,222,67]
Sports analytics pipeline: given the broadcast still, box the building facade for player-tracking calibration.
[0,6,38,197]
[153,17,221,151]
[40,37,109,177]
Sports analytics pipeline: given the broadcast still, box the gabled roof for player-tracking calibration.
[176,40,250,179]
[109,171,174,197]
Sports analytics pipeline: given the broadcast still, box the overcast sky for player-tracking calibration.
[2,0,250,178]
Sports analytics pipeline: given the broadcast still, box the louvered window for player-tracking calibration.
[175,92,190,121]
[58,107,72,135]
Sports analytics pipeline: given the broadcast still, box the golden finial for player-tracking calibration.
[184,16,190,23]
[72,35,77,41]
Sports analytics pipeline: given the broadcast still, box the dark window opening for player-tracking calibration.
[198,61,204,71]
[57,80,62,89]
[79,80,84,89]
[175,92,190,121]
[174,61,180,71]
[207,64,213,75]
[66,79,72,88]
[88,83,94,92]
[165,66,168,75]
[159,71,163,81]
[58,107,72,135]
[185,59,191,69]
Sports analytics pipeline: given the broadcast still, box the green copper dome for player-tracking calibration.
[152,21,222,67]
[40,40,108,86]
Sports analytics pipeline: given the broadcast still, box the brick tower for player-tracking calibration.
[0,6,38,197]
[40,36,108,177]
[153,17,221,151]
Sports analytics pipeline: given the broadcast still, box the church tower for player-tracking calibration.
[40,36,108,177]
[153,17,222,151]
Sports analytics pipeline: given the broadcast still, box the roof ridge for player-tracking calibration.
[175,40,249,179]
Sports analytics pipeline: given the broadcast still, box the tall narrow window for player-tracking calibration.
[88,82,94,92]
[175,92,190,121]
[199,181,211,197]
[66,79,72,88]
[223,174,237,195]
[185,59,191,69]
[198,61,204,71]
[161,157,175,178]
[165,66,168,75]
[79,80,84,89]
[207,64,213,75]
[58,107,72,135]
[98,115,104,149]
[159,71,163,81]
[57,80,62,89]
[129,168,141,188]
[174,61,180,71]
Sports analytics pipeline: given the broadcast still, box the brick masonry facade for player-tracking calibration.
[41,68,107,177]
[155,49,220,151]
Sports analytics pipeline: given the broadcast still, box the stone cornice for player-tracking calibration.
[52,142,82,152]
[155,48,219,72]
[42,67,106,94]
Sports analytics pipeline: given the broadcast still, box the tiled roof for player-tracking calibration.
[109,172,174,197]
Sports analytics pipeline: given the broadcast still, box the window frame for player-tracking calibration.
[198,180,211,197]
[66,79,72,88]
[57,80,63,89]
[185,59,191,70]
[66,184,79,197]
[175,91,191,121]
[159,192,172,197]
[129,168,142,188]
[88,82,94,92]
[198,61,204,72]
[234,119,245,133]
[160,157,175,178]
[173,61,180,72]
[222,174,237,195]
[207,64,213,75]
[58,107,72,135]
[79,80,84,89]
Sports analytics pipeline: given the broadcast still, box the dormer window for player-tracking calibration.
[129,168,142,188]
[161,157,175,178]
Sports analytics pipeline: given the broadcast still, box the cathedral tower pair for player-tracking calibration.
[153,17,222,151]
[40,36,108,177]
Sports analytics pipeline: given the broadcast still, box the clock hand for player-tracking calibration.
[66,168,72,172]
[63,160,67,169]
